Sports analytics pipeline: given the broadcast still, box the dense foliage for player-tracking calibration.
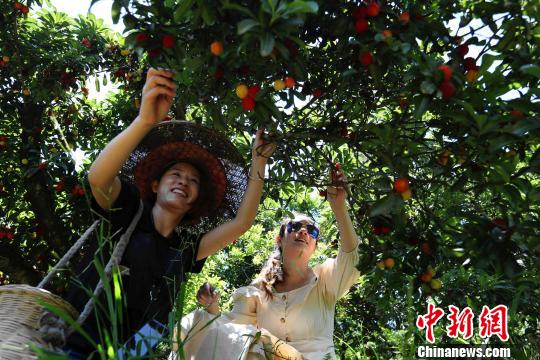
[1,0,539,358]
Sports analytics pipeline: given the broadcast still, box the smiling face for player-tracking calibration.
[151,162,201,213]
[278,216,318,261]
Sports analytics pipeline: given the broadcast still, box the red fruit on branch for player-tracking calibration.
[312,89,322,98]
[319,189,327,197]
[242,97,255,111]
[355,18,369,33]
[148,48,162,58]
[372,225,391,235]
[353,6,367,19]
[439,81,456,99]
[457,44,469,57]
[71,184,85,196]
[248,84,261,98]
[492,218,508,228]
[284,76,296,89]
[135,33,149,43]
[394,177,409,193]
[214,67,224,79]
[398,12,410,25]
[162,34,175,48]
[55,180,65,192]
[437,64,453,81]
[463,57,477,71]
[359,51,373,66]
[366,1,381,17]
[81,37,92,48]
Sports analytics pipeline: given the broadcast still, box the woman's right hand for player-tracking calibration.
[196,282,220,307]
[137,68,177,126]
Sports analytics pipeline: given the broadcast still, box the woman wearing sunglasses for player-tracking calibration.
[171,168,359,359]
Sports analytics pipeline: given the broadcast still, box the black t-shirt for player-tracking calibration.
[65,180,207,354]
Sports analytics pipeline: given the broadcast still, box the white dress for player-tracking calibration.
[170,245,360,360]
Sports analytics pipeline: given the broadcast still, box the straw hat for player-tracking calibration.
[121,120,248,232]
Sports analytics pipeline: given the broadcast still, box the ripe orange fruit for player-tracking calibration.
[273,80,285,91]
[394,177,409,193]
[236,84,249,99]
[2,55,10,63]
[210,41,223,56]
[466,70,478,83]
[382,30,392,38]
[420,272,433,283]
[398,12,410,24]
[384,258,395,269]
[284,76,295,88]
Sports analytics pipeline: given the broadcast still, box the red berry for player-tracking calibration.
[399,98,407,108]
[247,85,261,98]
[457,44,469,57]
[81,37,92,48]
[14,2,23,10]
[214,67,224,79]
[439,81,456,99]
[319,189,327,197]
[162,34,175,48]
[492,218,508,228]
[135,33,149,43]
[510,110,523,117]
[312,89,322,98]
[359,51,373,66]
[355,18,369,33]
[21,5,29,14]
[437,64,453,81]
[242,97,255,111]
[148,48,162,58]
[463,57,477,71]
[366,1,381,17]
[394,177,409,193]
[284,77,296,88]
[353,6,367,19]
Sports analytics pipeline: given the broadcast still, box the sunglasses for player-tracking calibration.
[286,221,320,239]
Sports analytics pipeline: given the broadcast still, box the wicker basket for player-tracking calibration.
[0,205,142,358]
[0,284,79,359]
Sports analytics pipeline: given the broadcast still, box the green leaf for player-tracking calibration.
[237,19,259,35]
[174,0,195,22]
[111,0,122,24]
[260,33,275,57]
[413,97,430,119]
[519,64,540,78]
[369,194,399,217]
[283,1,319,16]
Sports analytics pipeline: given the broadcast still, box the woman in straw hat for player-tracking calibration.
[171,167,359,360]
[64,68,275,356]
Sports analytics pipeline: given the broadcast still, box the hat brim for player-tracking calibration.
[121,120,247,232]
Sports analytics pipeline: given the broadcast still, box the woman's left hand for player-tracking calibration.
[326,164,349,209]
